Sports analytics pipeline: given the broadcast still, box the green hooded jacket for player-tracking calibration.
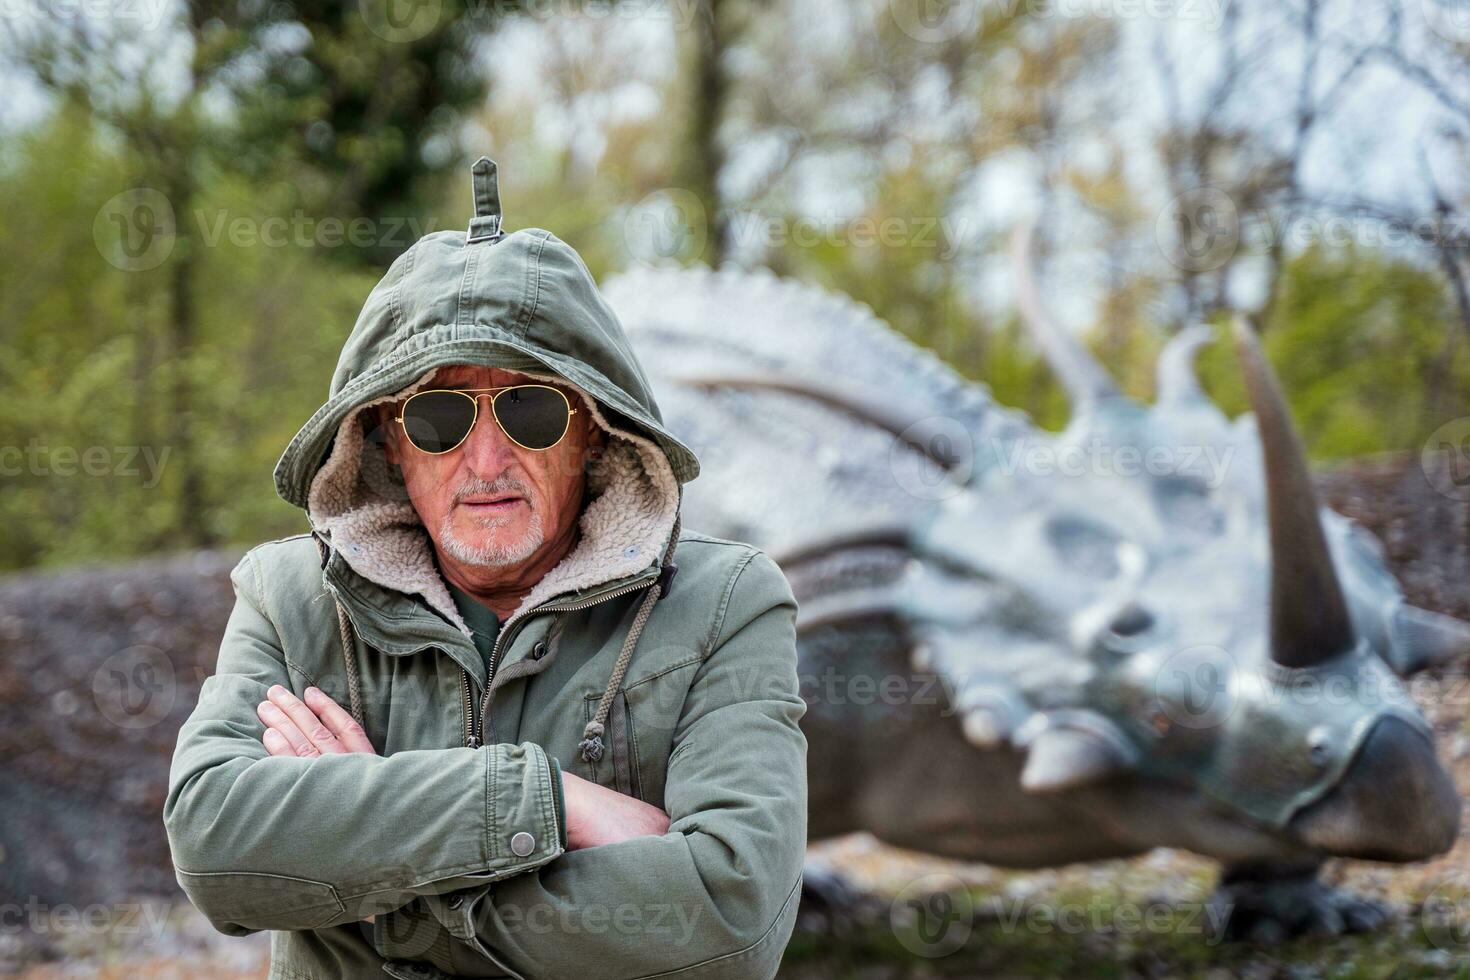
[163,159,808,980]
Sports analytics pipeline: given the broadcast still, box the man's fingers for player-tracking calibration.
[257,700,320,757]
[253,685,375,757]
[265,685,346,755]
[262,727,295,757]
[304,687,376,754]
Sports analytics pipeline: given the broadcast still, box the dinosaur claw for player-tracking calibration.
[1207,868,1393,942]
[1339,898,1389,933]
[795,864,885,937]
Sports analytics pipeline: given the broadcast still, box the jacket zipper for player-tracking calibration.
[322,541,657,751]
[462,574,659,749]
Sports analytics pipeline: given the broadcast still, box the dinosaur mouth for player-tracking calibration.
[1287,716,1460,861]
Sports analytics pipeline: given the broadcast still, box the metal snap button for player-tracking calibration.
[510,831,536,857]
[531,641,548,660]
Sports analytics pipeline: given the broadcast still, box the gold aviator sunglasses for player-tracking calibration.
[395,385,578,455]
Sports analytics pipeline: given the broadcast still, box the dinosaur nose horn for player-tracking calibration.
[1232,316,1354,668]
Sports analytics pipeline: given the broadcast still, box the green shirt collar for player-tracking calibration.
[444,578,501,644]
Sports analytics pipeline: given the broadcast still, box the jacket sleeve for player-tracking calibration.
[162,549,566,936]
[375,549,808,980]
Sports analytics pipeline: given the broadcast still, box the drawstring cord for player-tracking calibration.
[333,597,367,727]
[314,533,367,727]
[579,511,682,764]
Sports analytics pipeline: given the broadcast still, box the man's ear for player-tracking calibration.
[376,404,401,465]
[578,397,607,449]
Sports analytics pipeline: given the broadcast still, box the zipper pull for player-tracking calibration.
[467,733,482,749]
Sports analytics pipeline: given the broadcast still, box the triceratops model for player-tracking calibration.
[600,232,1470,940]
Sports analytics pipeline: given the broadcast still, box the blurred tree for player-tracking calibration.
[2,0,517,549]
[0,111,376,568]
[673,0,740,267]
[3,0,1468,573]
[222,0,510,265]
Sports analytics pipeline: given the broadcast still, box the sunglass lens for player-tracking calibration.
[495,387,570,450]
[402,391,476,453]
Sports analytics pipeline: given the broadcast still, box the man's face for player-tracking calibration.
[381,365,604,570]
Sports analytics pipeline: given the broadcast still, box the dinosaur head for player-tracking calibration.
[901,311,1464,864]
[1161,318,1460,861]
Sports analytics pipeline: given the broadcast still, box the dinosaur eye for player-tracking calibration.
[1093,602,1158,655]
[1097,603,1157,654]
[1151,475,1222,534]
[1108,603,1155,637]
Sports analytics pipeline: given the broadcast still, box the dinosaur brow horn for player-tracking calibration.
[1156,324,1213,407]
[669,373,974,474]
[1009,220,1124,409]
[1232,315,1354,667]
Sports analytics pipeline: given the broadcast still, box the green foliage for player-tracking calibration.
[220,0,514,265]
[1195,245,1470,460]
[0,111,374,571]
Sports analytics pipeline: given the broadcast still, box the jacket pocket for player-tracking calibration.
[580,655,703,809]
[621,656,704,811]
[582,690,635,797]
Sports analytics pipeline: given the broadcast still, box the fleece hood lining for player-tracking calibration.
[305,365,681,636]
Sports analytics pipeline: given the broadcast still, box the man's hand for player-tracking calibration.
[252,685,378,927]
[561,770,671,850]
[257,685,377,757]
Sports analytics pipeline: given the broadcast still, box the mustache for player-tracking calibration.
[452,476,535,505]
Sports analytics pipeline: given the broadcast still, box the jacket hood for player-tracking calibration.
[273,158,699,634]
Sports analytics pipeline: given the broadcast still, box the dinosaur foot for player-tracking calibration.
[796,864,887,937]
[1207,864,1390,943]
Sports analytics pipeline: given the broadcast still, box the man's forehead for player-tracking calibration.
[431,364,563,388]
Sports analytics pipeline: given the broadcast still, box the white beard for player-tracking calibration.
[439,507,546,568]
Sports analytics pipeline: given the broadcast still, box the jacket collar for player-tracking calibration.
[320,540,664,685]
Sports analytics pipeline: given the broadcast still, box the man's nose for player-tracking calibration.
[459,397,518,474]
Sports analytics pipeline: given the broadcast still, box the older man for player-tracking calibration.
[164,158,808,980]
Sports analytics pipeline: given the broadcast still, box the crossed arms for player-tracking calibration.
[163,546,808,979]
